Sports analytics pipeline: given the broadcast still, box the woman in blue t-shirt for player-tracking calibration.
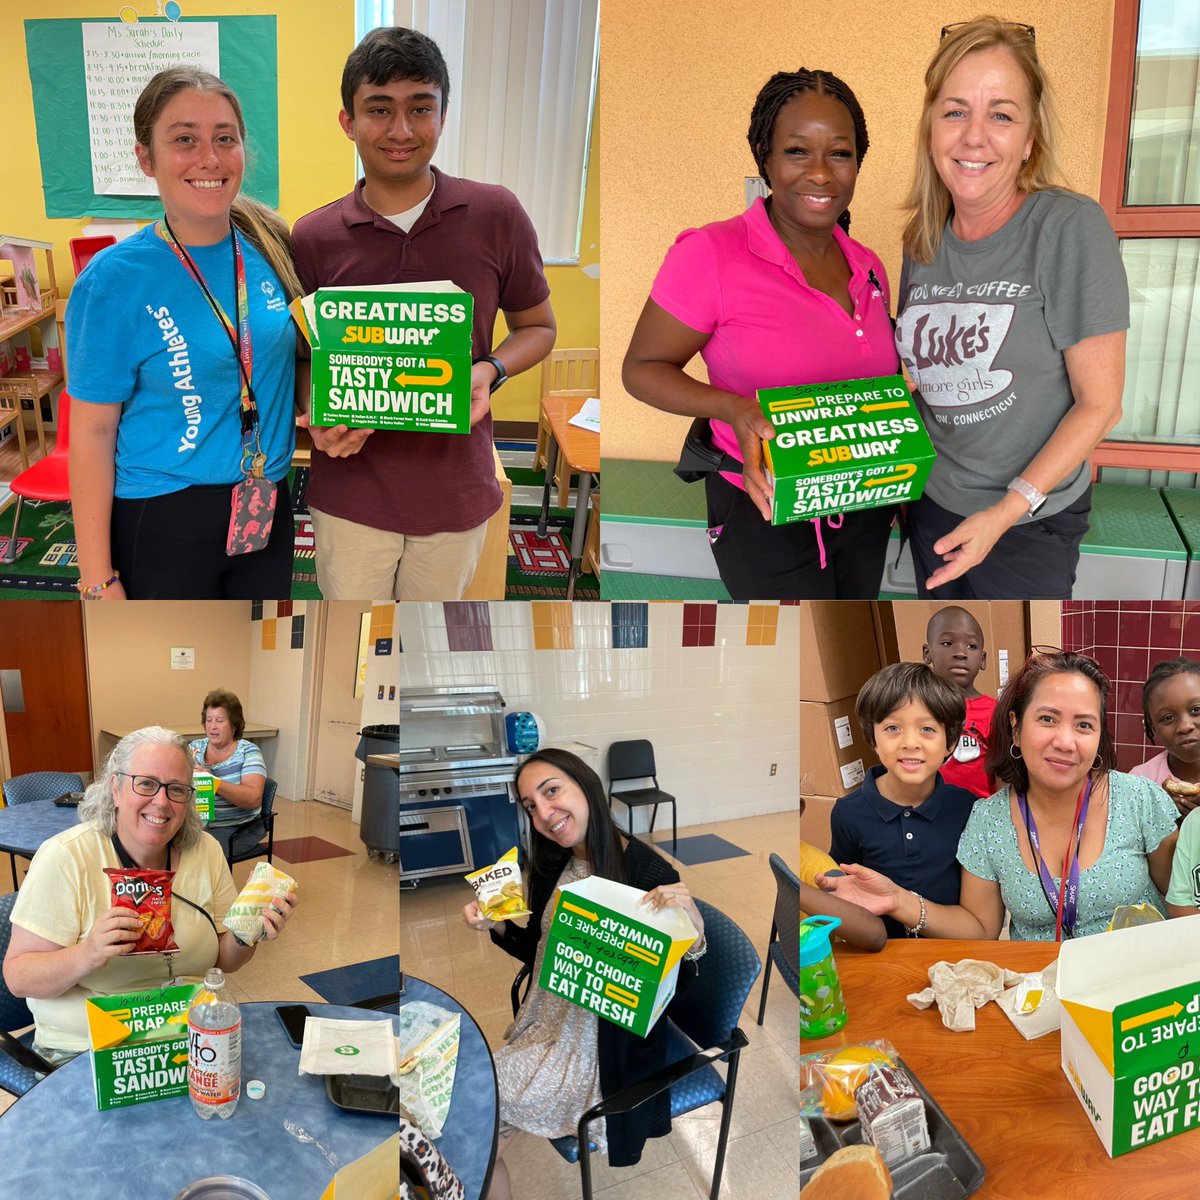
[188,689,268,859]
[67,68,302,599]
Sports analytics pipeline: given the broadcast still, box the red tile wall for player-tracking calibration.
[1062,601,1200,772]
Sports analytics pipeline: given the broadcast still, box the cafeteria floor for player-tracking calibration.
[401,810,802,1200]
[0,795,400,1117]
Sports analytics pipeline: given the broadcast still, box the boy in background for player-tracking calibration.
[828,662,976,938]
[923,605,998,799]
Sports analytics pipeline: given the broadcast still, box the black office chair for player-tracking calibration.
[510,898,760,1199]
[607,740,677,853]
[0,892,57,1097]
[225,778,278,868]
[757,853,801,1024]
[2,771,85,890]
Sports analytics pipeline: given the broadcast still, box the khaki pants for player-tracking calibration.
[309,506,489,600]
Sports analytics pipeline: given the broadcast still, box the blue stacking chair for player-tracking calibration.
[224,778,278,868]
[2,771,84,890]
[757,853,801,1024]
[0,892,57,1097]
[512,898,760,1199]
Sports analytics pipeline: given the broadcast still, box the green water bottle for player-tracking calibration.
[799,915,847,1038]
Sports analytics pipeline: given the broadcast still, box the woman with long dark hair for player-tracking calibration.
[461,748,706,1199]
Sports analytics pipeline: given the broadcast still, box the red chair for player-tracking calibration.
[69,236,116,276]
[2,391,72,565]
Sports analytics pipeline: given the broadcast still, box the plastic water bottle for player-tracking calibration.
[799,915,847,1038]
[188,968,242,1119]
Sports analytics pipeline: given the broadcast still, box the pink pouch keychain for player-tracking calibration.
[226,476,277,555]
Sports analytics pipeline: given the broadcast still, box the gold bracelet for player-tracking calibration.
[904,892,928,938]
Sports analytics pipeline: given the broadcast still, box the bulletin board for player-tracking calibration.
[25,15,278,219]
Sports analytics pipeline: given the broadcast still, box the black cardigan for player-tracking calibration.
[490,838,700,1167]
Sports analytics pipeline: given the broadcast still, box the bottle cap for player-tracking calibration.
[799,914,842,967]
[246,1079,266,1100]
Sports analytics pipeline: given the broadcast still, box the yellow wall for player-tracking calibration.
[5,0,597,424]
[600,0,1116,460]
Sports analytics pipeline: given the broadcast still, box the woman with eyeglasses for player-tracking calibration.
[895,17,1128,598]
[189,688,267,858]
[3,726,296,1064]
[818,650,1178,942]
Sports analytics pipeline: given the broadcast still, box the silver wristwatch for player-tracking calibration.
[1007,475,1047,514]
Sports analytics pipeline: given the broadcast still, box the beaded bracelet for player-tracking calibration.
[77,572,120,599]
[905,892,928,938]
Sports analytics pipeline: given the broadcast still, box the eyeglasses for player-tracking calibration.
[940,20,1035,42]
[117,773,195,805]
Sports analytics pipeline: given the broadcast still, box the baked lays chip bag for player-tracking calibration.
[466,847,532,921]
[103,868,180,955]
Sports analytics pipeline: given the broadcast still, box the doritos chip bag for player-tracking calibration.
[103,867,180,955]
[466,847,531,921]
[224,862,298,946]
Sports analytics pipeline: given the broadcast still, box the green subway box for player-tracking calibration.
[1060,914,1200,1157]
[292,281,474,434]
[192,770,215,824]
[758,374,936,525]
[538,876,697,1038]
[86,982,200,1111]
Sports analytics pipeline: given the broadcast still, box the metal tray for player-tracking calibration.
[324,1072,399,1115]
[799,1056,985,1198]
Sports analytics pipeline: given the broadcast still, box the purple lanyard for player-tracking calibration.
[1017,777,1092,940]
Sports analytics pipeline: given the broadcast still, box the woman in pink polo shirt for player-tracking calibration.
[623,69,900,599]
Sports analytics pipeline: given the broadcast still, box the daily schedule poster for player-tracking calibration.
[25,17,278,218]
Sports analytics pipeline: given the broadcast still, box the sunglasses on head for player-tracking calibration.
[940,20,1035,42]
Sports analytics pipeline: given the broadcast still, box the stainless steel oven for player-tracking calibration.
[396,688,519,883]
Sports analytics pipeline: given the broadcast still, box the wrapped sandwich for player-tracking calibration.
[224,862,298,946]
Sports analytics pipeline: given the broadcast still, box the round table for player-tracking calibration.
[0,1002,398,1197]
[0,798,80,888]
[404,976,499,1200]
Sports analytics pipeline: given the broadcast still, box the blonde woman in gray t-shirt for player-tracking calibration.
[894,17,1128,599]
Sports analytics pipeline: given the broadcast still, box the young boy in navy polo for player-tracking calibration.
[828,662,976,938]
[922,605,998,799]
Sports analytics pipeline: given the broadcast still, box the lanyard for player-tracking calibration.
[159,219,264,476]
[1017,777,1092,941]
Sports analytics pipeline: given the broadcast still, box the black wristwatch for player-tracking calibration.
[474,354,508,394]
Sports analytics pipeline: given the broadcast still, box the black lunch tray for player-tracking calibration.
[798,1056,985,1198]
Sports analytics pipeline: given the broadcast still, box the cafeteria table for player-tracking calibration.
[0,1003,398,1198]
[404,975,498,1200]
[536,394,599,600]
[0,796,81,888]
[809,938,1200,1198]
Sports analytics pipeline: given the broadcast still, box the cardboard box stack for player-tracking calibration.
[799,602,882,850]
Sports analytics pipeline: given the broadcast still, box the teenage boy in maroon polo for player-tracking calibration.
[292,27,556,600]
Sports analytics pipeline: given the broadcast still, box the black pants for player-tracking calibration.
[206,819,267,858]
[704,473,896,599]
[906,487,1091,600]
[112,479,295,599]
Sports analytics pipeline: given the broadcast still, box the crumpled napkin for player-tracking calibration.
[907,958,1024,1030]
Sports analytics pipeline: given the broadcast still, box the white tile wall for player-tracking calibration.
[398,602,800,829]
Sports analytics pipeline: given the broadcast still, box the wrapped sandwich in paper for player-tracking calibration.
[224,862,298,946]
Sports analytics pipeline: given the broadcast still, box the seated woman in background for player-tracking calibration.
[3,727,295,1064]
[819,649,1178,941]
[189,688,268,858]
[461,748,707,1200]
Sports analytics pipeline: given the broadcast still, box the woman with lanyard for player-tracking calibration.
[623,68,899,599]
[67,68,301,599]
[4,727,296,1066]
[817,649,1179,942]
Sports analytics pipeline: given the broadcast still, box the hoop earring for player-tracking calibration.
[1009,745,1023,760]
[1093,755,1102,770]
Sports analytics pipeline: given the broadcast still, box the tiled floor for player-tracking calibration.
[401,810,801,1200]
[0,795,400,1117]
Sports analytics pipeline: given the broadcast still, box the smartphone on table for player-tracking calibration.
[276,1003,310,1048]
